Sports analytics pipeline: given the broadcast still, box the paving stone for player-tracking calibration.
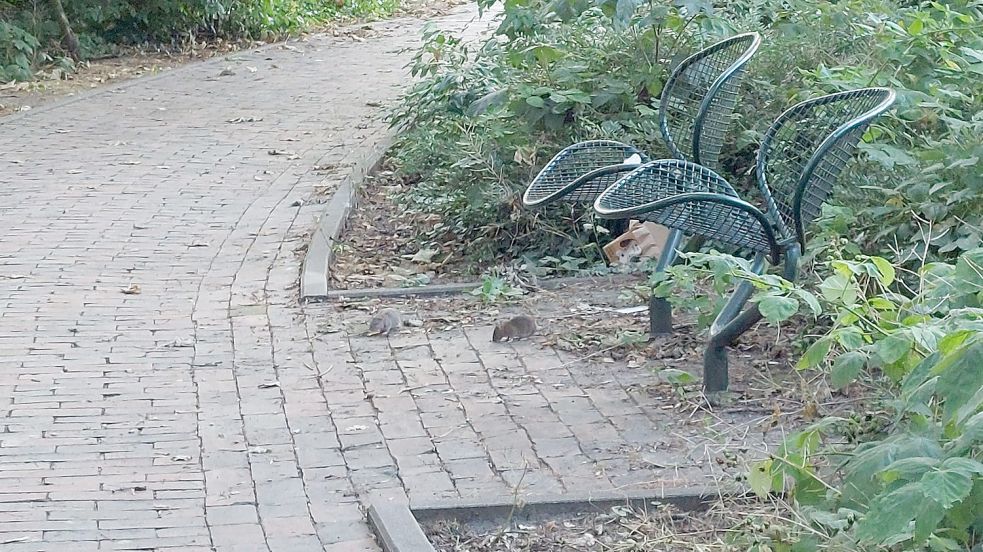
[0,6,486,551]
[206,504,260,526]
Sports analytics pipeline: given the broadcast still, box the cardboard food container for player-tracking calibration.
[603,221,671,265]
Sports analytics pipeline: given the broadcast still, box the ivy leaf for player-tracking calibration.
[920,466,975,508]
[531,45,562,65]
[830,351,866,389]
[907,17,924,35]
[748,459,777,497]
[938,330,973,355]
[953,248,983,288]
[758,295,799,323]
[933,337,983,423]
[868,296,896,310]
[819,273,858,305]
[659,368,696,386]
[901,351,939,399]
[870,256,896,286]
[834,326,866,350]
[881,457,938,484]
[941,481,983,541]
[874,333,913,365]
[842,436,944,504]
[947,411,983,456]
[796,337,832,370]
[792,288,822,316]
[672,0,713,15]
[911,500,947,543]
[857,484,931,545]
[940,457,983,477]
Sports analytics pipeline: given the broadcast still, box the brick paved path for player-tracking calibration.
[0,7,489,551]
[308,289,788,509]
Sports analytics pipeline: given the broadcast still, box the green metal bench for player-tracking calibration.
[522,32,761,218]
[594,87,897,392]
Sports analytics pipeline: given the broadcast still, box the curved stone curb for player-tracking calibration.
[300,132,393,300]
[369,488,721,552]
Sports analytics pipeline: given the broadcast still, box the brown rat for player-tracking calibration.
[492,315,537,342]
[368,308,403,336]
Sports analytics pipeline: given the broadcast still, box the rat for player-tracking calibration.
[368,308,403,336]
[492,315,537,342]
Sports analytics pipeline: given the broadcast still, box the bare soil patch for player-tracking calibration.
[426,502,739,551]
[331,167,511,289]
[331,166,610,290]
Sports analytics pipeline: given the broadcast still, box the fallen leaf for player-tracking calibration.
[258,381,280,389]
[802,400,820,420]
[121,284,141,295]
[227,116,263,123]
[408,248,438,263]
[163,338,194,348]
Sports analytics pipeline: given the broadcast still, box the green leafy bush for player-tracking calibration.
[754,328,982,550]
[790,0,983,260]
[0,18,40,81]
[389,0,742,263]
[391,0,980,267]
[661,246,982,549]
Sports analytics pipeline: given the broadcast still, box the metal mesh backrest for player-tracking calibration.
[756,88,896,247]
[595,160,781,261]
[659,32,760,173]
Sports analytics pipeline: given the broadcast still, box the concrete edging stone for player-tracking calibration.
[300,132,393,299]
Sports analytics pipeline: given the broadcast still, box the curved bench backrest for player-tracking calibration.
[659,32,761,173]
[756,88,896,249]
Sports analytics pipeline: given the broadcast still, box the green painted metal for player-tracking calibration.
[523,32,762,208]
[593,88,897,393]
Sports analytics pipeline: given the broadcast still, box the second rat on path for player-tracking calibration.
[492,315,537,342]
[368,308,403,336]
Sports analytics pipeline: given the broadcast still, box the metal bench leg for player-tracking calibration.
[649,229,685,335]
[709,253,766,335]
[704,305,763,392]
[703,248,800,392]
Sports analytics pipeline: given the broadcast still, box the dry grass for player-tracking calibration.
[425,495,812,552]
